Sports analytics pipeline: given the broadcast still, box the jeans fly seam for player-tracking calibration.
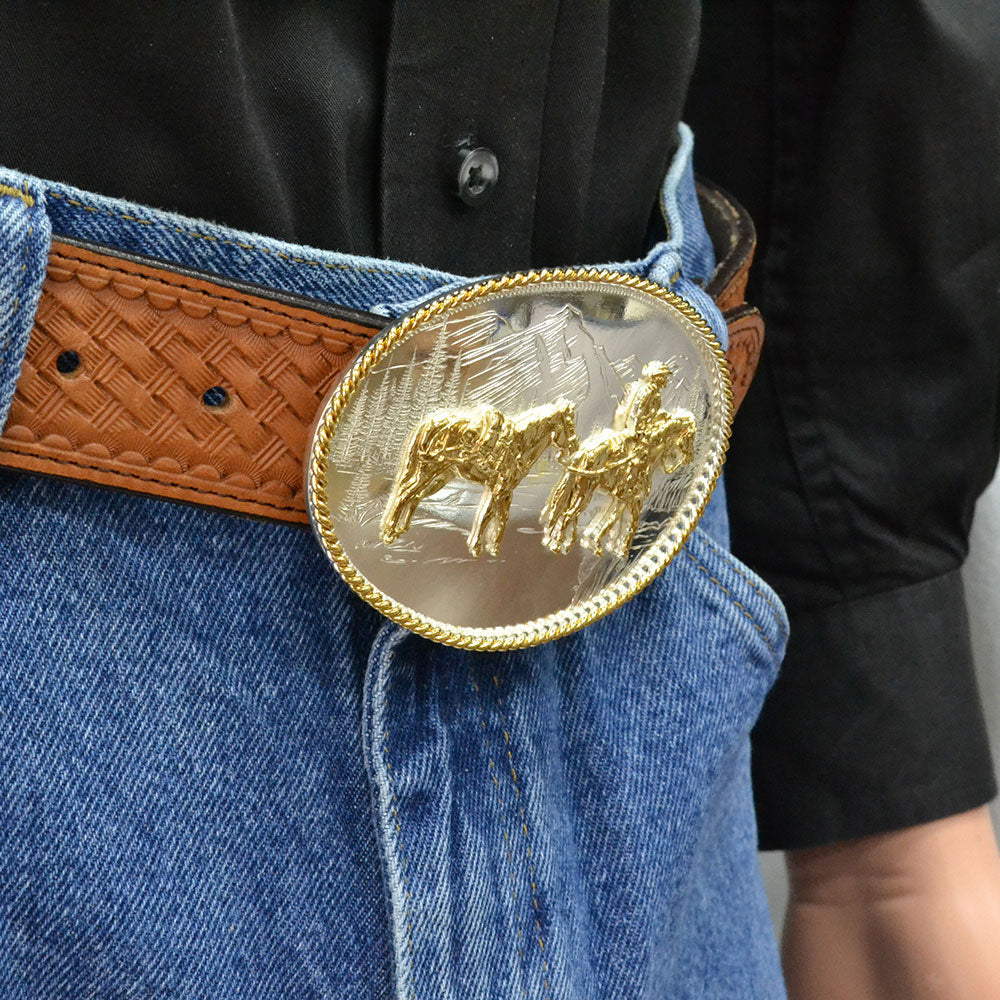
[471,669,530,998]
[683,550,780,667]
[695,532,789,641]
[490,673,552,998]
[382,681,417,1000]
[45,190,434,282]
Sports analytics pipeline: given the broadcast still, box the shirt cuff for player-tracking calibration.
[750,567,998,850]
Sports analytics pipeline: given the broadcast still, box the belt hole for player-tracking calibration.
[56,350,81,376]
[202,385,229,409]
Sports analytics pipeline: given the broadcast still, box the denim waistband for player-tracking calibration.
[0,123,725,438]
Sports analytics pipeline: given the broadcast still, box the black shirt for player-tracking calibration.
[1,0,997,848]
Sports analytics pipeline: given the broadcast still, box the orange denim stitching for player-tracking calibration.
[696,532,788,641]
[0,182,35,209]
[471,670,530,997]
[491,673,553,998]
[684,549,780,667]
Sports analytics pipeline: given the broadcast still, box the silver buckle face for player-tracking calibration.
[306,269,732,650]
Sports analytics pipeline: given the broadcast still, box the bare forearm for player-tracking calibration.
[782,806,1000,999]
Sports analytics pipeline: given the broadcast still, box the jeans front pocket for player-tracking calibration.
[543,526,787,998]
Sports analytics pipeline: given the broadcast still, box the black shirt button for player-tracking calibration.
[456,147,499,207]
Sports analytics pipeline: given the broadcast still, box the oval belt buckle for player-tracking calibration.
[306,269,732,650]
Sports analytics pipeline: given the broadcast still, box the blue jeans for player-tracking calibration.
[0,125,790,999]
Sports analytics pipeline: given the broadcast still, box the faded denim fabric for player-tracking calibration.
[0,125,789,999]
[0,180,49,431]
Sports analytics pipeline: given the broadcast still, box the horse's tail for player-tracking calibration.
[397,419,435,477]
[541,468,572,524]
[540,468,581,553]
[658,412,697,474]
[380,418,440,542]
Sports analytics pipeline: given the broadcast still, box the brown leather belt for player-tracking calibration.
[0,181,763,525]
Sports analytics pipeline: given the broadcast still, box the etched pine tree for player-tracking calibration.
[685,376,705,422]
[412,325,450,421]
[337,377,372,468]
[442,358,462,409]
[341,372,394,521]
[386,350,419,459]
[366,372,394,467]
[340,450,369,516]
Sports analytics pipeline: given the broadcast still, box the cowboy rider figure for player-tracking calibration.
[612,360,675,439]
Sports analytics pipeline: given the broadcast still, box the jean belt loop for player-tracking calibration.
[0,170,51,433]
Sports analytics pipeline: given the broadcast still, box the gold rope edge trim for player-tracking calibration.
[306,267,733,651]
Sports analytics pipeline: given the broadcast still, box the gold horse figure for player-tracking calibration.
[541,408,697,559]
[380,398,579,557]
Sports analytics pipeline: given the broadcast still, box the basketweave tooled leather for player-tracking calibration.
[0,241,378,523]
[0,184,764,524]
